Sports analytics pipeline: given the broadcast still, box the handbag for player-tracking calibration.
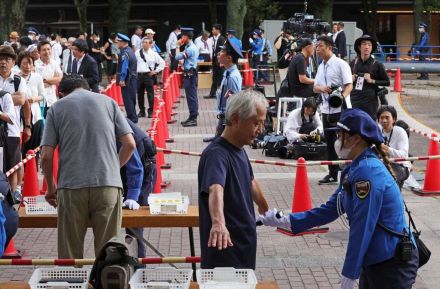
[378,200,431,268]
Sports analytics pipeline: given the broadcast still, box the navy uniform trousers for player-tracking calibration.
[184,73,199,119]
[122,78,138,124]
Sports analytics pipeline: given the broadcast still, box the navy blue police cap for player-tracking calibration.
[252,29,262,37]
[180,27,194,36]
[27,27,39,35]
[226,29,236,35]
[116,33,130,42]
[219,37,243,58]
[327,108,384,143]
[419,23,428,29]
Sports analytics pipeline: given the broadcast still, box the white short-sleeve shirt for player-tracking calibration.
[35,59,62,107]
[314,54,352,114]
[0,73,28,137]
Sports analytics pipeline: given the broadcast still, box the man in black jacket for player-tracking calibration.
[334,22,347,59]
[70,39,100,93]
[206,24,225,99]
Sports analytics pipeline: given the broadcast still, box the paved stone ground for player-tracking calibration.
[1,80,440,289]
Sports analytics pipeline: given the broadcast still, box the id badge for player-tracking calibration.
[355,76,364,90]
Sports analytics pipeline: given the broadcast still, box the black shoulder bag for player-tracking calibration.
[377,200,431,268]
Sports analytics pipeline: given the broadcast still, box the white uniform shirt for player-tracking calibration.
[131,34,142,51]
[23,73,45,124]
[380,125,411,169]
[50,41,62,64]
[194,36,213,56]
[166,31,179,54]
[0,73,28,137]
[283,108,323,143]
[0,91,15,170]
[314,54,352,114]
[35,59,62,107]
[135,48,165,73]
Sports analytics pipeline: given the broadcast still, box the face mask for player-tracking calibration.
[334,138,353,159]
[419,28,424,33]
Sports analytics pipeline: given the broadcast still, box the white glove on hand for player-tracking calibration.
[123,199,140,210]
[340,275,356,289]
[257,208,291,229]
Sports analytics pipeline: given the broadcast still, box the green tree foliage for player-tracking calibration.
[0,0,28,42]
[226,0,247,39]
[74,0,89,33]
[244,0,281,33]
[309,0,333,23]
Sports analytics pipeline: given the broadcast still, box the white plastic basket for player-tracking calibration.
[28,267,91,289]
[129,268,192,289]
[148,192,189,215]
[24,196,57,215]
[197,268,258,289]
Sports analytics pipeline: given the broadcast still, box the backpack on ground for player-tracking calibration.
[89,234,138,289]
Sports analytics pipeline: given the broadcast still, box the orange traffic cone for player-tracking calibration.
[393,67,402,92]
[277,158,329,236]
[412,133,440,196]
[22,150,40,200]
[162,63,170,84]
[172,74,181,102]
[2,239,23,259]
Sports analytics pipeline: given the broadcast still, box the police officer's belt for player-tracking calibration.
[183,68,197,77]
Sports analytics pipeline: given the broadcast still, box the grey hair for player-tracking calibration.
[225,89,267,125]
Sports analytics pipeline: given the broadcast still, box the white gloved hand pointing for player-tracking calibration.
[123,199,140,210]
[257,208,291,229]
[340,275,356,289]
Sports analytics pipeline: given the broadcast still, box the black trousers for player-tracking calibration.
[137,73,155,114]
[359,247,418,289]
[322,112,341,179]
[209,62,224,97]
[170,50,178,72]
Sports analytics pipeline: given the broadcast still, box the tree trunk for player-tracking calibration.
[362,0,378,38]
[226,0,246,39]
[310,0,333,23]
[108,0,131,34]
[74,0,89,33]
[0,0,9,42]
[207,0,218,26]
[10,0,28,35]
[414,0,424,40]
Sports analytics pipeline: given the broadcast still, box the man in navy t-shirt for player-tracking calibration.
[198,90,269,269]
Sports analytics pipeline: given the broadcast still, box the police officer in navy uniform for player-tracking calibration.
[116,33,138,123]
[259,108,419,289]
[416,23,430,80]
[175,27,199,127]
[203,37,243,142]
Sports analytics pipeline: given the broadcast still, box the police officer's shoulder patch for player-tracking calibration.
[355,181,371,199]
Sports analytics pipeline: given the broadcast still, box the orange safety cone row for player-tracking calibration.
[162,86,176,124]
[412,133,440,196]
[277,158,329,236]
[172,74,181,103]
[22,150,40,201]
[162,63,170,84]
[1,239,23,259]
[159,100,174,143]
[393,67,402,92]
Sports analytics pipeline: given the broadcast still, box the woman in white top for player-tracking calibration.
[18,51,46,157]
[377,105,411,189]
[283,97,323,143]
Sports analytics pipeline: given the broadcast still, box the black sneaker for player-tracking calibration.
[137,111,146,117]
[318,175,338,185]
[182,119,197,127]
[181,117,192,125]
[147,111,153,118]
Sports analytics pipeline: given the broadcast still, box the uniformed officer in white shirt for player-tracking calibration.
[135,37,165,118]
[313,35,352,184]
[165,25,181,72]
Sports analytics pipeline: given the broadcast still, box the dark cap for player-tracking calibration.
[419,23,428,29]
[180,27,194,37]
[0,45,16,59]
[226,29,236,35]
[354,34,377,55]
[219,37,243,58]
[27,27,39,35]
[327,108,384,143]
[116,33,130,42]
[252,29,262,37]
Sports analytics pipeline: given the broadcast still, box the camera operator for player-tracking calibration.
[274,29,295,80]
[313,36,352,184]
[350,35,390,120]
[286,38,314,98]
[283,97,323,143]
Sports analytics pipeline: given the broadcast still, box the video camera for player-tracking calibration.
[282,13,330,38]
[328,85,343,108]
